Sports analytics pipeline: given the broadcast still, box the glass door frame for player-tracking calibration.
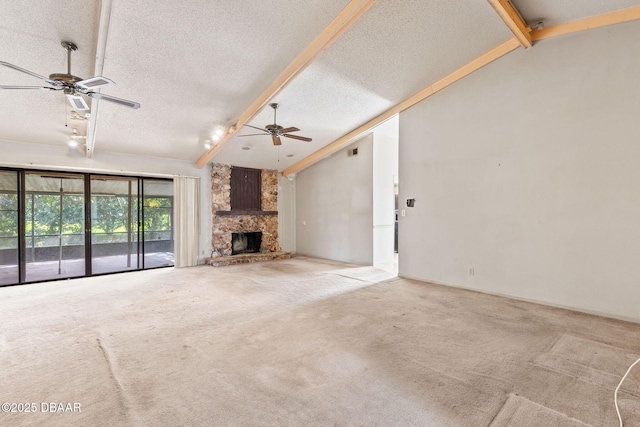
[0,166,174,287]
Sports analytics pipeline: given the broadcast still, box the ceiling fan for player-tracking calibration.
[239,103,312,146]
[0,41,140,111]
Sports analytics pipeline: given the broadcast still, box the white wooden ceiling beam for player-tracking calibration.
[85,0,113,158]
[195,0,375,169]
[531,5,640,41]
[487,0,532,48]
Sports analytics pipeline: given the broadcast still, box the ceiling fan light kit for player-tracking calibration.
[0,41,140,112]
[68,128,86,147]
[238,103,312,146]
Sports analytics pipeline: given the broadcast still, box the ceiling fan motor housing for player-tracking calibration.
[266,124,283,134]
[49,73,82,84]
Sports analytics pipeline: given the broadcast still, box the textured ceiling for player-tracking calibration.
[0,0,98,148]
[93,0,351,160]
[216,0,513,170]
[1,0,638,172]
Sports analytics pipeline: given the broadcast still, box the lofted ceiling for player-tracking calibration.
[1,1,639,173]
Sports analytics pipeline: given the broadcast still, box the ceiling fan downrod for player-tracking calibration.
[49,41,81,84]
[270,102,279,125]
[62,41,77,74]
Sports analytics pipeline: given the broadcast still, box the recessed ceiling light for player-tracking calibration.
[242,146,251,150]
[68,140,78,147]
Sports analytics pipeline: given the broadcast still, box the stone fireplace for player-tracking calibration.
[207,163,290,266]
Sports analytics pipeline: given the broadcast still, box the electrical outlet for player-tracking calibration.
[468,267,475,276]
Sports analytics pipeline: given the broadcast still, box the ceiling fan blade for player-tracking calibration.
[283,134,312,142]
[279,127,300,134]
[272,135,282,146]
[244,124,269,132]
[76,76,114,90]
[237,133,269,137]
[0,85,59,90]
[66,94,90,111]
[0,61,52,83]
[86,92,140,109]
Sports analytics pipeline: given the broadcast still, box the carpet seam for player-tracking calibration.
[97,336,134,425]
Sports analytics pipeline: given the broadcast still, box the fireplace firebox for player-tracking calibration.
[231,232,262,255]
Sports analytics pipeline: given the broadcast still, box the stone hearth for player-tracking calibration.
[206,163,289,266]
[207,251,291,267]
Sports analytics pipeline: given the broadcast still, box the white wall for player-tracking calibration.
[398,22,640,322]
[277,174,296,253]
[373,116,399,265]
[296,134,373,265]
[0,139,213,263]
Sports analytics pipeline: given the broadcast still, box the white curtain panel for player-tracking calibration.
[173,176,200,267]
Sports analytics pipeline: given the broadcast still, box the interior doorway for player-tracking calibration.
[372,115,399,275]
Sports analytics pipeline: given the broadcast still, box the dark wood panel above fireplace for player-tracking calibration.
[231,166,261,211]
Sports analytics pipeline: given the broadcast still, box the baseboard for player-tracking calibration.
[397,274,640,325]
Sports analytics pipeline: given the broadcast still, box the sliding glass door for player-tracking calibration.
[0,168,174,287]
[24,172,86,283]
[142,179,174,268]
[91,176,140,274]
[0,171,19,286]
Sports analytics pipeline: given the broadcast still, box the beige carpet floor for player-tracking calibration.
[1,256,639,426]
